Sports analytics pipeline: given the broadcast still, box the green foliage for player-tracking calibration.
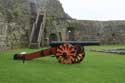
[0,45,125,83]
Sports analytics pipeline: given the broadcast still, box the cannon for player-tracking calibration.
[14,41,100,64]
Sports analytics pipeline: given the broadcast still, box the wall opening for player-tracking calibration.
[49,33,58,42]
[58,32,62,41]
[67,27,75,41]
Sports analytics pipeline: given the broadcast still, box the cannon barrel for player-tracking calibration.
[49,41,100,47]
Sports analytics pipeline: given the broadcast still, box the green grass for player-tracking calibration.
[0,45,125,83]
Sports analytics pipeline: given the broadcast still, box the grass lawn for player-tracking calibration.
[0,45,125,83]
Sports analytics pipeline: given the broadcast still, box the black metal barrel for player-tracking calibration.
[49,41,100,47]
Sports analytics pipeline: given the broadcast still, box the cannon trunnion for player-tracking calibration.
[14,41,100,64]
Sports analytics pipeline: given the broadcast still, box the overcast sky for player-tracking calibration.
[59,0,125,21]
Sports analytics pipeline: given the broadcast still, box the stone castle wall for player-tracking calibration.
[0,0,69,50]
[0,17,8,50]
[68,20,125,44]
[0,0,125,51]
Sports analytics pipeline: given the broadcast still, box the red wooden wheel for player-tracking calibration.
[73,45,85,63]
[56,44,85,64]
[56,43,76,64]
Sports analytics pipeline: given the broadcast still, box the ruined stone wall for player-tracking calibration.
[0,0,125,51]
[0,16,8,50]
[40,18,125,45]
[0,0,69,50]
[6,22,30,49]
[101,21,125,44]
[0,17,31,50]
[72,20,125,44]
